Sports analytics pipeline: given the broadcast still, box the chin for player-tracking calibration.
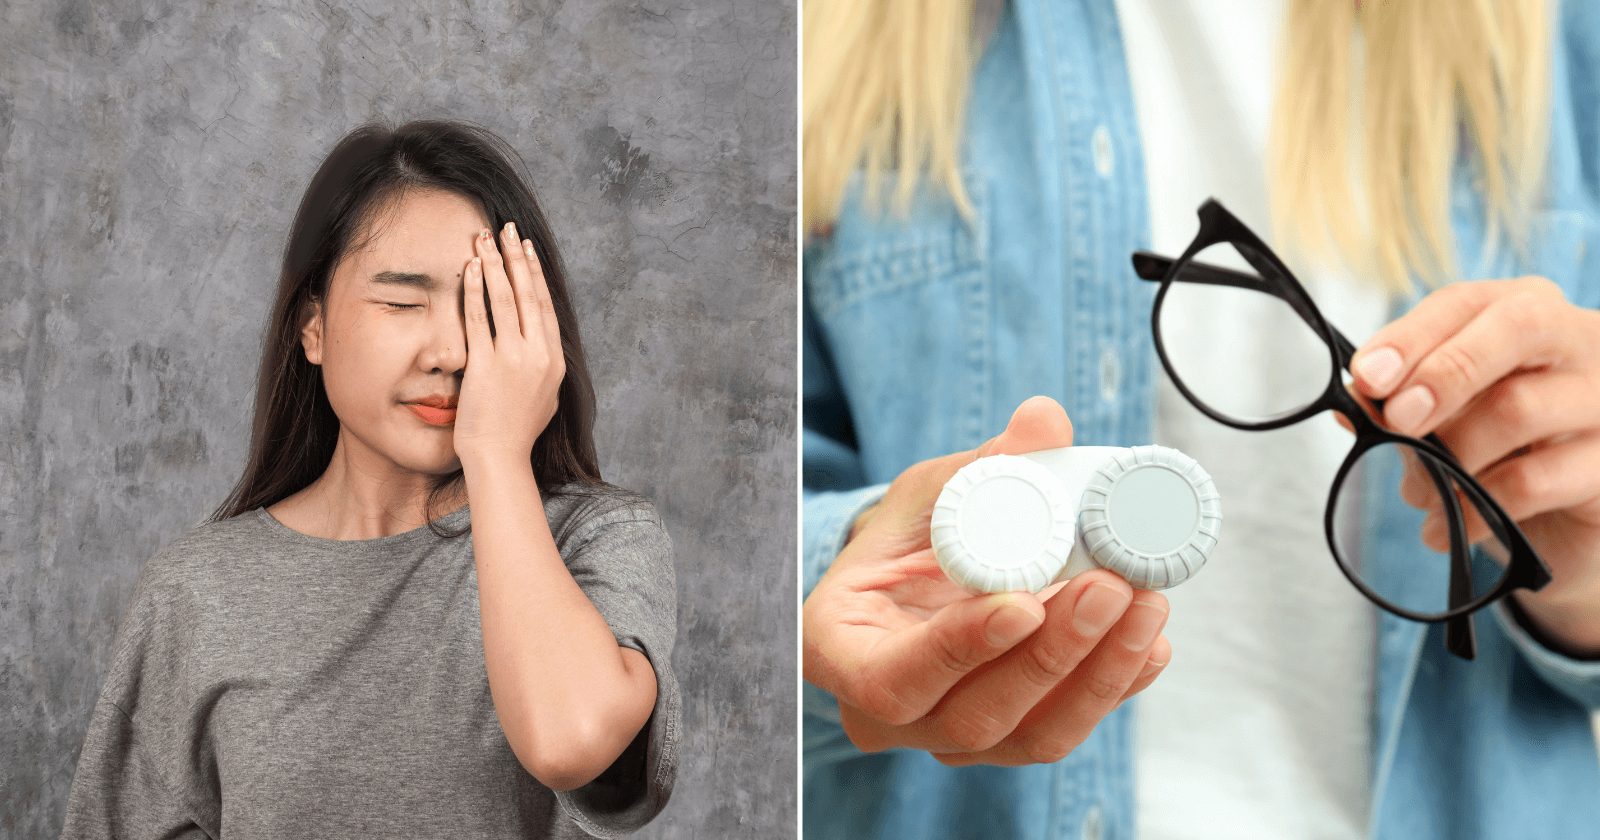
[389,442,462,475]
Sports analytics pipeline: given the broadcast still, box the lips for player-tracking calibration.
[405,403,457,426]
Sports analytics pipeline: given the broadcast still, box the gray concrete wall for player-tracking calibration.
[0,1,795,836]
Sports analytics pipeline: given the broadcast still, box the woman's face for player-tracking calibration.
[299,188,489,476]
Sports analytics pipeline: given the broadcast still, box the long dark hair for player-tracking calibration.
[210,119,614,537]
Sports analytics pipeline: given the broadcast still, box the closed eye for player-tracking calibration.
[383,302,421,310]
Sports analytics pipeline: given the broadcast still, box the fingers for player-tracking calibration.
[840,592,1047,726]
[901,570,1132,752]
[834,574,1174,760]
[524,237,563,363]
[1397,366,1600,542]
[1420,430,1600,548]
[497,222,542,344]
[845,570,1169,760]
[838,629,1168,758]
[962,589,1169,766]
[495,222,563,362]
[1122,635,1173,702]
[928,584,1170,767]
[474,227,521,341]
[1399,447,1500,550]
[518,235,561,352]
[1350,277,1551,397]
[1388,293,1566,437]
[463,255,492,351]
[1428,368,1600,475]
[1350,278,1568,437]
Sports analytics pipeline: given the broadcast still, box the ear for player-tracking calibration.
[299,296,324,366]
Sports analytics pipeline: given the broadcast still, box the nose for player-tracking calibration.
[417,303,469,376]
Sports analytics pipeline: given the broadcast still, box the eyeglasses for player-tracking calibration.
[1128,197,1552,661]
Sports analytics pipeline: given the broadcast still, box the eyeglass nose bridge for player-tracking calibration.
[1327,381,1388,438]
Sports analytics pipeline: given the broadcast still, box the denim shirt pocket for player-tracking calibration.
[805,172,993,477]
[1525,207,1600,309]
[1454,180,1597,297]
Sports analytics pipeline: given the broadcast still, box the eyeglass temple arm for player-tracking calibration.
[1131,251,1365,365]
[1132,250,1481,658]
[1429,461,1479,659]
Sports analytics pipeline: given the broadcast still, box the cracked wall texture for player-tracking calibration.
[0,1,796,836]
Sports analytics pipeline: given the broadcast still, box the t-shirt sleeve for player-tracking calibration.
[59,545,221,839]
[552,502,682,838]
[58,698,212,839]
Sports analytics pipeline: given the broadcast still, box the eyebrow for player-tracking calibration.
[369,270,457,293]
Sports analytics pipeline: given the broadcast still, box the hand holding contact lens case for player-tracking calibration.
[931,444,1223,593]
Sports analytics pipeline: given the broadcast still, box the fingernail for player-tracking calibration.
[1354,346,1403,392]
[1385,384,1435,434]
[505,221,517,238]
[985,602,1042,647]
[1138,655,1169,680]
[1073,583,1130,637]
[480,228,491,241]
[1121,601,1168,651]
[523,240,534,258]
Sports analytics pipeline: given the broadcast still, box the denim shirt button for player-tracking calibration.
[1092,124,1115,177]
[1099,346,1120,402]
[1081,803,1105,840]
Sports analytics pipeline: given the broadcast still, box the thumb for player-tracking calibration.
[977,395,1076,457]
[852,592,1047,725]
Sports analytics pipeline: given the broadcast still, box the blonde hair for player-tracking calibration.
[802,0,978,233]
[804,0,1552,298]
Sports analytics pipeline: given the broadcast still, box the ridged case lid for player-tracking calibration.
[931,454,1077,593]
[1075,445,1221,590]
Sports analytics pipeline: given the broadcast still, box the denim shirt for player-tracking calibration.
[802,1,1600,838]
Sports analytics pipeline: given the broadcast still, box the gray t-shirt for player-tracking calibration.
[59,482,680,839]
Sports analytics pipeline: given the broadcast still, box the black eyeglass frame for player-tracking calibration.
[1129,198,1553,660]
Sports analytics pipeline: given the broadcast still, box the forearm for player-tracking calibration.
[462,455,659,789]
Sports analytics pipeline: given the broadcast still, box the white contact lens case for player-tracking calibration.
[931,445,1223,594]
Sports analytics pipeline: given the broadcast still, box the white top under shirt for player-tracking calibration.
[1113,1,1394,837]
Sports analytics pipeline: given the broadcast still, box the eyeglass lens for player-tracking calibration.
[1156,239,1335,423]
[1329,437,1513,619]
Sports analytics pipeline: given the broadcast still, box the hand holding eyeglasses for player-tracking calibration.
[1133,198,1556,661]
[1348,277,1600,657]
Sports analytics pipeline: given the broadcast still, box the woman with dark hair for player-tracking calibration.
[59,120,680,839]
